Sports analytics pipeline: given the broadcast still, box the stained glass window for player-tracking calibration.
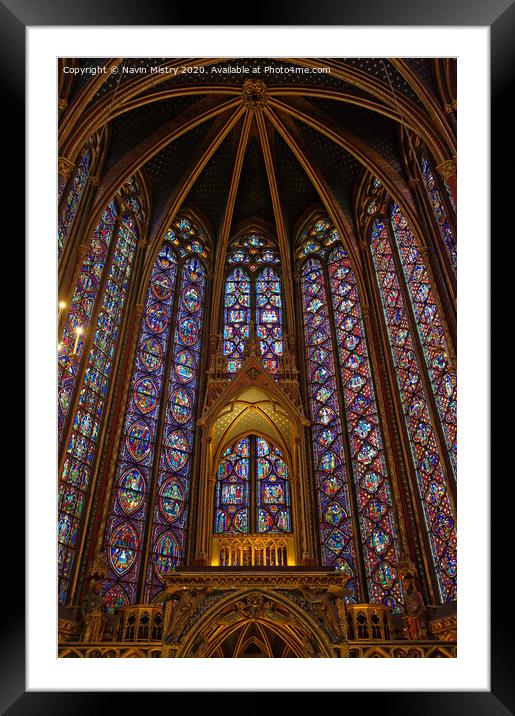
[256,437,291,533]
[389,204,457,478]
[102,243,178,607]
[420,154,457,272]
[145,255,206,600]
[298,218,404,609]
[301,257,359,598]
[215,438,250,534]
[58,147,91,258]
[58,200,118,443]
[223,268,250,376]
[58,180,143,604]
[256,267,283,375]
[370,218,457,602]
[223,233,283,377]
[100,217,209,606]
[327,244,402,611]
[214,435,292,536]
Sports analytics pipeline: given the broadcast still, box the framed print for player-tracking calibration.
[7,0,510,711]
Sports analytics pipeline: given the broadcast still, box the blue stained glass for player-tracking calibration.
[300,256,359,598]
[59,179,141,604]
[145,254,206,600]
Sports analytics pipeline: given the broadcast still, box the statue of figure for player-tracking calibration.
[402,572,427,640]
[168,588,207,644]
[301,587,345,642]
[81,553,108,642]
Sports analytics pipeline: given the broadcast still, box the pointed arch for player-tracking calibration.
[214,434,292,536]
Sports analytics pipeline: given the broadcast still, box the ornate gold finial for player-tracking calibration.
[242,79,268,107]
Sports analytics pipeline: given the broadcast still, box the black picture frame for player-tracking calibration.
[10,1,509,712]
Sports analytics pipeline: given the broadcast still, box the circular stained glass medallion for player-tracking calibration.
[133,377,158,414]
[274,458,288,478]
[257,458,271,479]
[103,585,128,610]
[126,421,151,462]
[178,317,199,346]
[109,523,138,576]
[151,272,173,301]
[170,389,192,424]
[118,468,146,515]
[182,285,201,312]
[185,258,203,283]
[140,338,163,372]
[175,350,195,383]
[159,478,184,522]
[163,431,189,471]
[154,533,179,577]
[145,303,169,334]
[188,240,204,255]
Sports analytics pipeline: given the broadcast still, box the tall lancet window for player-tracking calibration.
[389,204,457,478]
[420,153,456,272]
[298,218,403,611]
[102,217,209,608]
[214,435,292,536]
[369,210,456,603]
[58,176,145,605]
[223,268,251,375]
[58,145,91,258]
[223,232,283,377]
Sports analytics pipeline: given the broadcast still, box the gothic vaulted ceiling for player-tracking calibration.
[59,57,456,253]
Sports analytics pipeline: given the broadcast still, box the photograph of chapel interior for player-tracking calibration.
[57,57,457,659]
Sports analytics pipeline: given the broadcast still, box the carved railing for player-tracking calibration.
[212,535,293,567]
[59,640,456,658]
[114,604,163,642]
[345,604,394,641]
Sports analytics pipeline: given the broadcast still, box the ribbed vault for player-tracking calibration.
[59,58,456,319]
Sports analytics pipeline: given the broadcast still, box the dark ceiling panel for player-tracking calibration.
[405,58,441,99]
[272,130,321,240]
[85,58,174,105]
[293,117,364,223]
[68,56,444,251]
[104,94,201,172]
[339,58,426,110]
[143,120,213,220]
[154,58,356,91]
[185,128,240,241]
[306,97,403,177]
[231,135,275,229]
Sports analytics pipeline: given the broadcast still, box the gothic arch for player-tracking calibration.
[173,587,336,658]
